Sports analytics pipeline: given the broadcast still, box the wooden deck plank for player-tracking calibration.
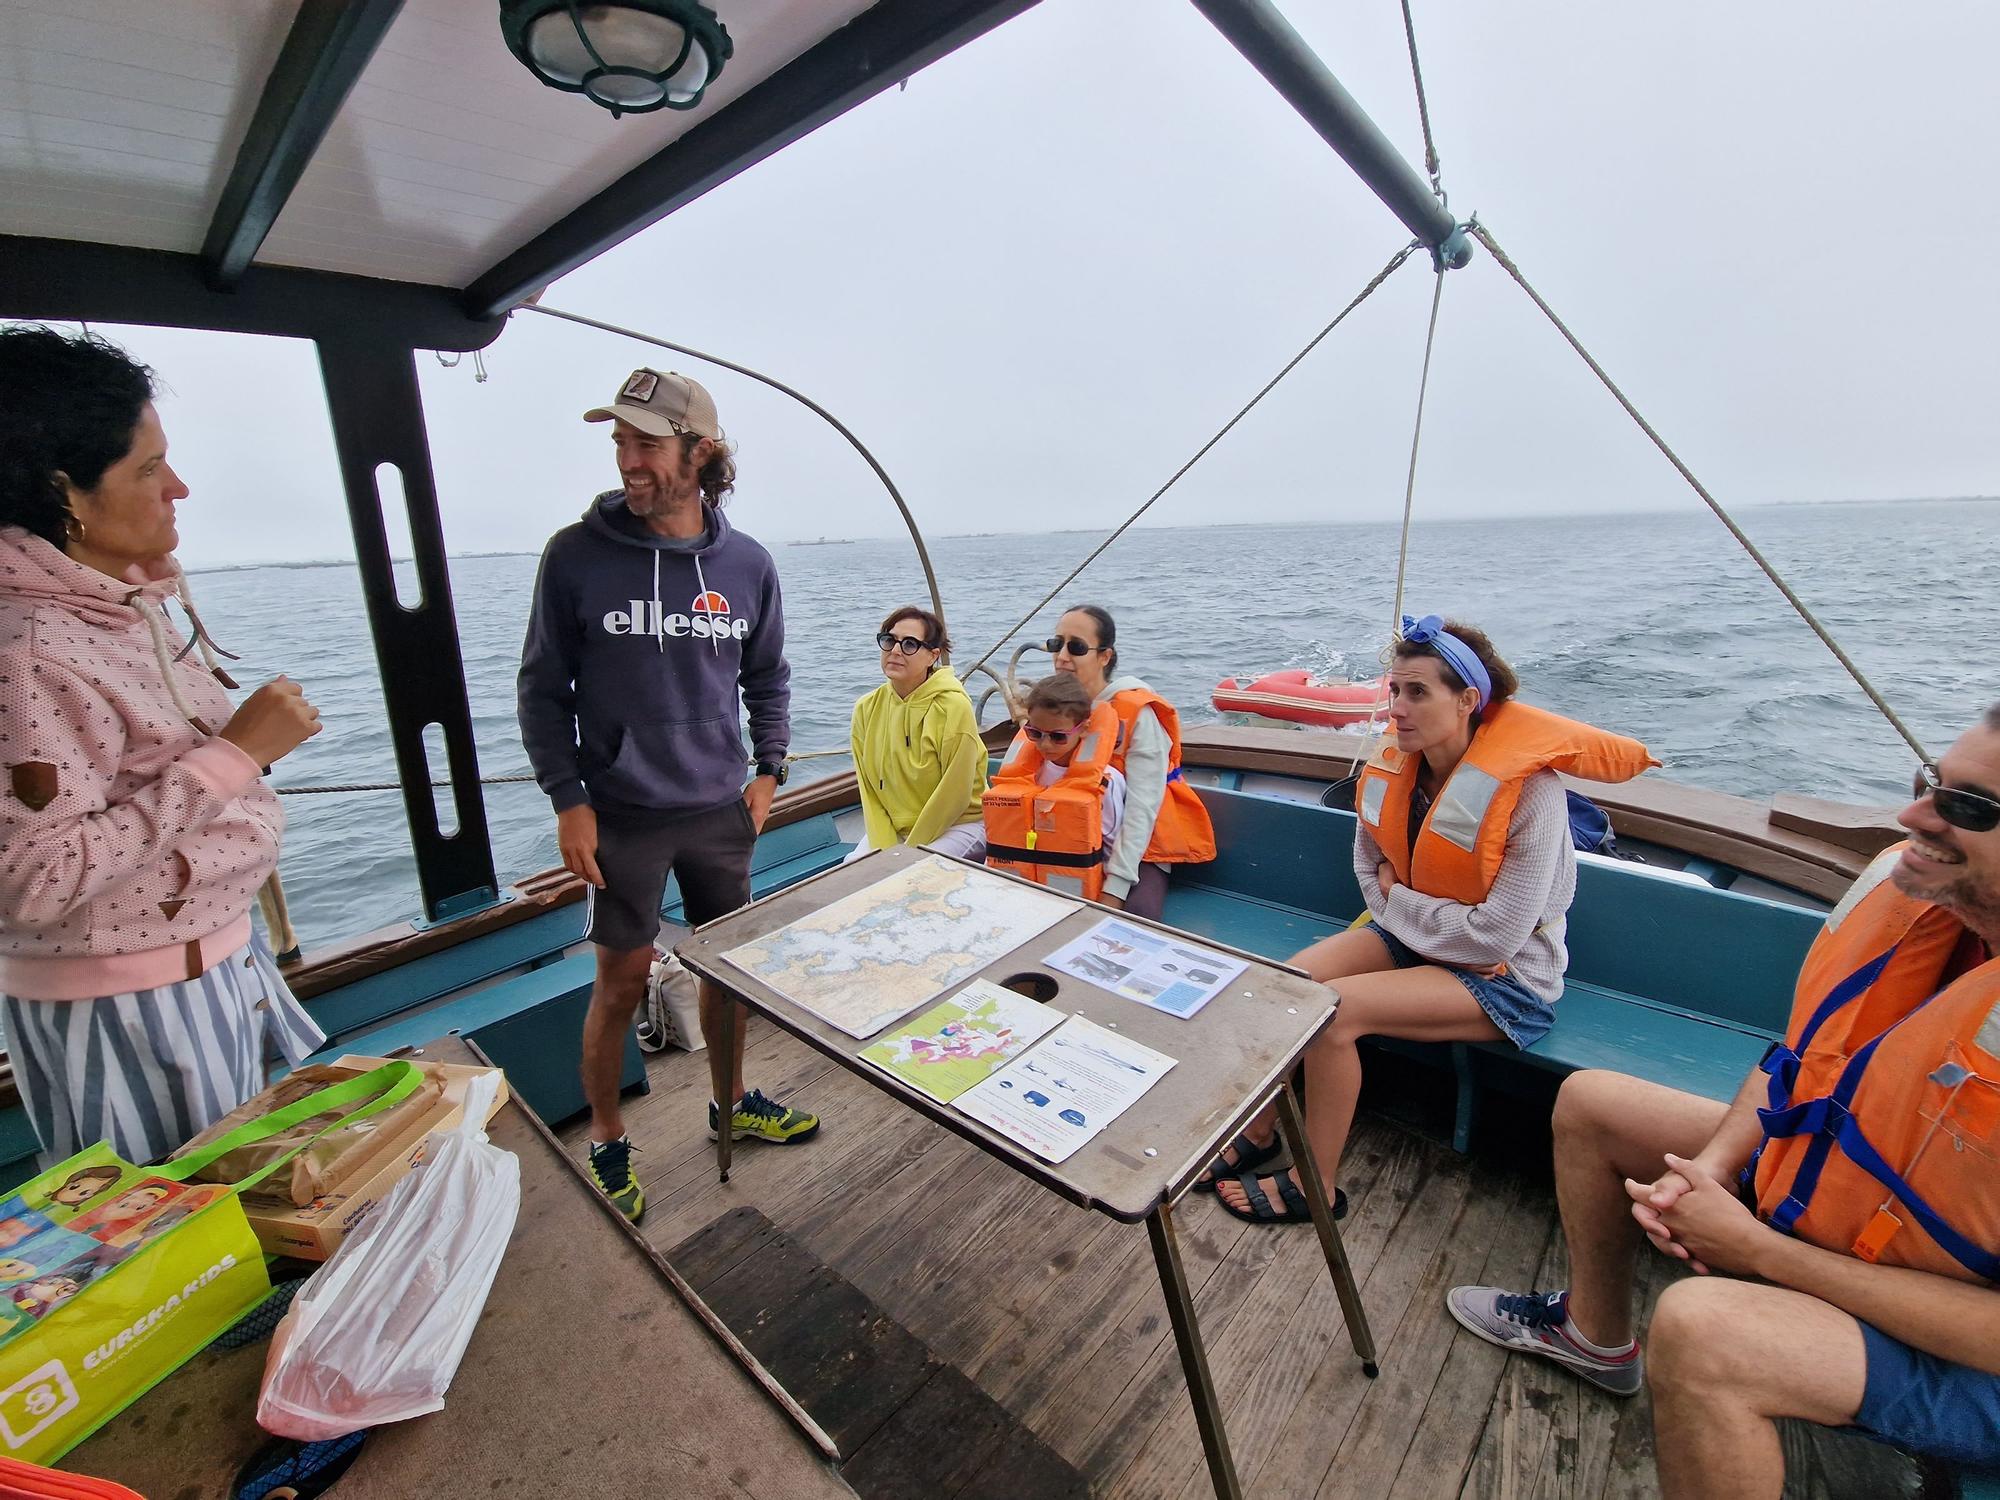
[998,1180,1251,1454]
[1145,1130,1466,1500]
[1457,1224,1571,1500]
[1091,1125,1421,1496]
[1374,1168,1561,1500]
[1255,1149,1536,1500]
[598,1033,1928,1500]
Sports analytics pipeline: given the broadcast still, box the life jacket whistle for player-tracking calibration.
[1353,700,1656,904]
[1752,845,2000,1283]
[983,704,1118,902]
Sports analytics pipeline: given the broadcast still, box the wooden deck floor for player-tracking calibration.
[558,1022,1921,1499]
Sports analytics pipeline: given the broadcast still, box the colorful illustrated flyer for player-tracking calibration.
[1042,918,1247,1019]
[954,1016,1176,1164]
[859,979,1064,1103]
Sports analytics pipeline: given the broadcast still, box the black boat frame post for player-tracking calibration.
[316,336,501,923]
[1189,0,1472,270]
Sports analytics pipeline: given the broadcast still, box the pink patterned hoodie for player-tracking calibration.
[0,527,281,1000]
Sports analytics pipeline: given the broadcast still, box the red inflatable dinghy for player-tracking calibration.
[1211,670,1385,728]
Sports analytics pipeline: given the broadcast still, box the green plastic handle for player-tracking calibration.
[158,1061,427,1195]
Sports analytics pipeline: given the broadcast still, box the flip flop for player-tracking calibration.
[1218,1172,1347,1225]
[1193,1132,1285,1193]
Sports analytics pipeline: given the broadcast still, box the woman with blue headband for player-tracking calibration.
[1210,616,1656,1225]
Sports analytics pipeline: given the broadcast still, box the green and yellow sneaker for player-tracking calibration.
[709,1088,821,1145]
[586,1135,646,1223]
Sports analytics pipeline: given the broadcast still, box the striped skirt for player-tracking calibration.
[1,936,326,1169]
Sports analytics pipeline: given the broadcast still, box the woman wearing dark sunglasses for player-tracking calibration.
[846,606,988,864]
[1044,604,1215,919]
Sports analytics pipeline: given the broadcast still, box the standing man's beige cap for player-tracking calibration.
[584,367,722,440]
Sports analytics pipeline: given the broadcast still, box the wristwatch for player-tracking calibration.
[756,760,789,786]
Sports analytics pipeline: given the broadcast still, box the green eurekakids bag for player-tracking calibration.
[0,1061,422,1464]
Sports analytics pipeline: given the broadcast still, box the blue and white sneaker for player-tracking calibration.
[1444,1287,1644,1396]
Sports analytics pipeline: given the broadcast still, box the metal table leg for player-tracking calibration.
[1146,1200,1243,1500]
[714,988,736,1184]
[1274,1082,1379,1375]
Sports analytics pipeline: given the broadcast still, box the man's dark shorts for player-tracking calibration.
[585,798,755,952]
[1853,1320,2000,1469]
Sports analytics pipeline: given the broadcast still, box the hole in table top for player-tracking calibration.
[998,972,1059,1003]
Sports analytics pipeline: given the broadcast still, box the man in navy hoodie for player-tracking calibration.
[518,368,820,1224]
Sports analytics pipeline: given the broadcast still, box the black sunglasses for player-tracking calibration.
[1915,763,2000,834]
[1044,635,1102,658]
[876,632,932,656]
[1022,724,1080,744]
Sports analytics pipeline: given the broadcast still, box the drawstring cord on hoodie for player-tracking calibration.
[127,567,242,732]
[652,545,720,656]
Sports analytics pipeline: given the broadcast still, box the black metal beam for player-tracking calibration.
[1190,0,1468,265]
[316,337,499,924]
[0,236,502,352]
[464,0,1043,319]
[201,0,405,290]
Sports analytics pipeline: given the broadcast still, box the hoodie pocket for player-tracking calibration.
[594,718,746,809]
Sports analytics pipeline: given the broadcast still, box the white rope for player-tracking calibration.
[966,237,1424,680]
[1389,266,1448,636]
[1470,221,1929,762]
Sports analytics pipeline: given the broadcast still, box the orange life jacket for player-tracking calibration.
[1752,845,2000,1282]
[1352,701,1657,904]
[983,704,1119,901]
[1105,688,1216,865]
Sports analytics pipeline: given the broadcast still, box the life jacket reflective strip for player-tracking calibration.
[1105,688,1216,865]
[1752,844,2000,1282]
[982,703,1118,902]
[1352,701,1657,904]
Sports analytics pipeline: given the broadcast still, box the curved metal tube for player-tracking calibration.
[516,302,946,628]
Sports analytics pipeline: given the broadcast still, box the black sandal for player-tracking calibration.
[1218,1172,1347,1225]
[1193,1132,1284,1192]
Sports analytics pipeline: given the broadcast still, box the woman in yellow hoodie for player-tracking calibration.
[847,606,988,862]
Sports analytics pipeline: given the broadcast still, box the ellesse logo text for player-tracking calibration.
[604,591,750,641]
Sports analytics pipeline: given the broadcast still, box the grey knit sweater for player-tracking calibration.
[1353,768,1576,1003]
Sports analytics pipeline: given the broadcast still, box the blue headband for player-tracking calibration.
[1401,615,1492,709]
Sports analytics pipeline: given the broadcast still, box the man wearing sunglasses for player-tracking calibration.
[1449,706,2000,1495]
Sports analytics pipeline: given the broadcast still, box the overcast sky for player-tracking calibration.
[39,0,2000,565]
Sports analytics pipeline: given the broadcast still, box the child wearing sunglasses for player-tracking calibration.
[983,675,1126,901]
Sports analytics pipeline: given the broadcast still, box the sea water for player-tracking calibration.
[185,498,1993,946]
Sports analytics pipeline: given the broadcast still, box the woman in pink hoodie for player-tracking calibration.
[0,326,326,1167]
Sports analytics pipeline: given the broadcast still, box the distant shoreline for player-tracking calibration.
[185,494,1996,573]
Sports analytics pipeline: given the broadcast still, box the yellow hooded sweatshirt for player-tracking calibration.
[849,665,988,850]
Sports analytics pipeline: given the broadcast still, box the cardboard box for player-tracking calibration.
[238,1055,509,1260]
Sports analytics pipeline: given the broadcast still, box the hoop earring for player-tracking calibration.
[64,512,86,547]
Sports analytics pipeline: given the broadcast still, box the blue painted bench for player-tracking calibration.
[1162,787,1821,1150]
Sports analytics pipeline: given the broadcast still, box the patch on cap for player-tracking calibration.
[620,369,659,403]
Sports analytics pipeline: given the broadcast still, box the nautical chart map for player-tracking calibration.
[721,855,1074,1038]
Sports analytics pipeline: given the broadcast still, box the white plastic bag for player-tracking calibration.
[257,1073,521,1439]
[638,947,704,1053]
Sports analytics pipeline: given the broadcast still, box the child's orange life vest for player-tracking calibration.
[983,704,1119,901]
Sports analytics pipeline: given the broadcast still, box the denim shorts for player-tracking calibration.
[1852,1320,2000,1468]
[1361,919,1556,1049]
